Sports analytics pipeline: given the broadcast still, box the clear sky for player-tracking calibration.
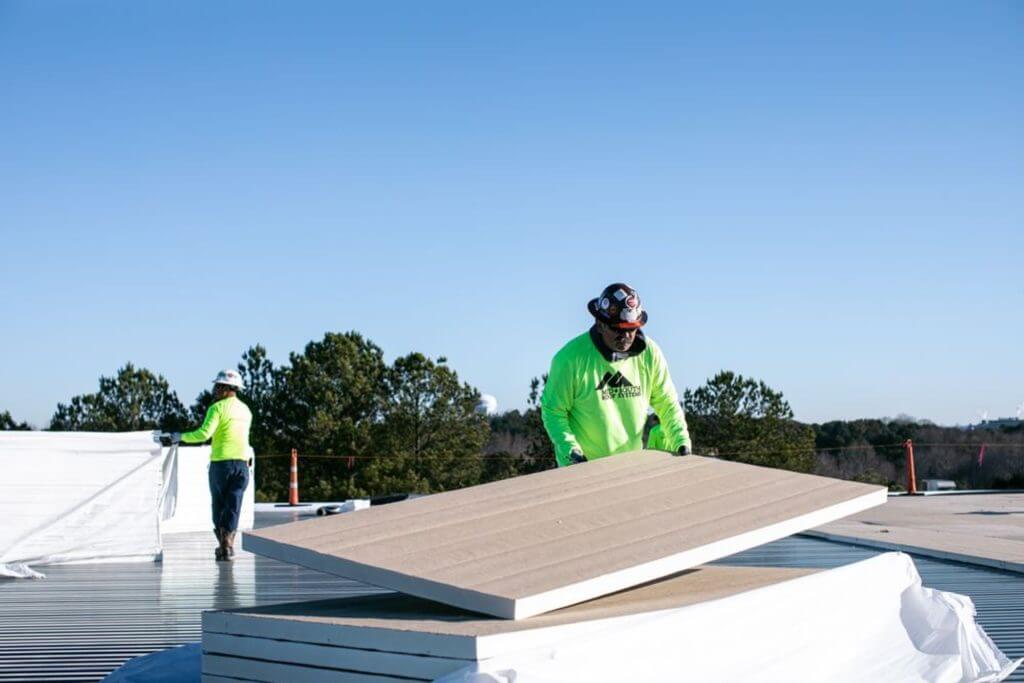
[1,1,1021,428]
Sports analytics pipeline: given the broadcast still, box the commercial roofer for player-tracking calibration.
[541,283,692,466]
[170,369,252,561]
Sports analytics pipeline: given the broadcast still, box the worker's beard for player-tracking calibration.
[610,334,634,352]
[602,328,636,352]
[594,323,639,355]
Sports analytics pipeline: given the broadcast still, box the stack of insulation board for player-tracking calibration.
[202,565,815,682]
[203,451,886,681]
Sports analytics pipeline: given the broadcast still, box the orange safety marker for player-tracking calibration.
[903,439,917,495]
[289,448,300,506]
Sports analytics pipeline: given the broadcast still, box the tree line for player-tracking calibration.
[6,333,491,500]
[2,331,1020,497]
[812,417,1024,490]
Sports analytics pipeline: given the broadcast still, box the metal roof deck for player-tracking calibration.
[0,517,1021,682]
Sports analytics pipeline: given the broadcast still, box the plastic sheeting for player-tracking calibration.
[101,643,200,683]
[0,431,168,578]
[436,553,1022,683]
[159,445,254,535]
[0,432,253,579]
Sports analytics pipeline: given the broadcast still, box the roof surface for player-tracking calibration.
[0,515,1021,681]
[809,491,1024,573]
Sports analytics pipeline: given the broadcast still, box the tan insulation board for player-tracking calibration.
[203,565,815,661]
[807,492,1024,573]
[243,451,885,618]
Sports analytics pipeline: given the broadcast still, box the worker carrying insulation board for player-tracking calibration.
[170,369,252,561]
[541,283,692,466]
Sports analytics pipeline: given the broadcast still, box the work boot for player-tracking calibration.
[214,527,228,561]
[223,530,237,559]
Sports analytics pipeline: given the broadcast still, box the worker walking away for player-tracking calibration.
[171,369,252,561]
[541,283,692,466]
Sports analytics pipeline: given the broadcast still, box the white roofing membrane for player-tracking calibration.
[201,554,1021,682]
[0,432,253,578]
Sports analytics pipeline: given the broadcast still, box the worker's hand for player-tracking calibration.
[569,450,587,465]
[675,444,691,457]
[170,432,182,445]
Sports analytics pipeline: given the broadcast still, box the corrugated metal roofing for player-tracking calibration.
[0,520,1020,682]
[0,524,384,682]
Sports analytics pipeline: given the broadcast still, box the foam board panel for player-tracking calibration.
[203,565,814,661]
[203,655,422,682]
[243,451,884,618]
[203,632,462,679]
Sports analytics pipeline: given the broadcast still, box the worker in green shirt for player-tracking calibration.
[171,369,252,561]
[541,283,691,466]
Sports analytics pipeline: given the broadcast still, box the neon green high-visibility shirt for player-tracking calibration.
[541,329,691,467]
[646,423,667,451]
[182,395,252,462]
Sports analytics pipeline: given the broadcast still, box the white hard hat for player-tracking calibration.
[212,369,244,389]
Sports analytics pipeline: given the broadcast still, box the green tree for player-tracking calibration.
[519,374,557,474]
[478,376,558,483]
[1,410,32,430]
[483,408,534,482]
[684,370,814,472]
[49,363,189,432]
[813,418,915,460]
[277,332,386,454]
[364,353,489,494]
[264,332,386,500]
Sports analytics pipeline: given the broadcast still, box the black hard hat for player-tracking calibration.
[587,283,648,329]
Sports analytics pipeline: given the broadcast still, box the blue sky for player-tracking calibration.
[1,1,1021,428]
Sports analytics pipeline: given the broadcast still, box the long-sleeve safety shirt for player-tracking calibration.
[541,328,691,467]
[181,395,252,462]
[647,423,667,451]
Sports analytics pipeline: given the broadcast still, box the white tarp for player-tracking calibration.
[0,431,167,579]
[159,444,255,535]
[0,432,255,578]
[437,553,1022,683]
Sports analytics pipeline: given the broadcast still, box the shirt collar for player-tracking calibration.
[589,324,647,362]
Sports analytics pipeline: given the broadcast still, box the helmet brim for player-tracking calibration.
[587,299,648,328]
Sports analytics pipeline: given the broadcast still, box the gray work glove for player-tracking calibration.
[675,444,691,456]
[569,450,587,465]
[170,432,182,445]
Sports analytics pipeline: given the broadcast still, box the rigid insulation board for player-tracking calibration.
[243,451,886,619]
[202,655,415,683]
[202,565,814,678]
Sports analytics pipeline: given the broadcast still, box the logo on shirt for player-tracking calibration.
[596,371,641,400]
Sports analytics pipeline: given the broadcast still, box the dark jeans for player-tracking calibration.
[209,460,249,532]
